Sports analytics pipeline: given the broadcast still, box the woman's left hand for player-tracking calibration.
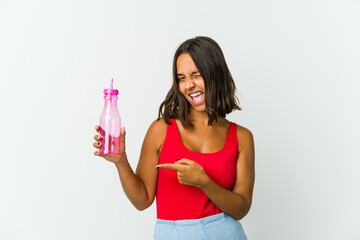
[156,159,209,189]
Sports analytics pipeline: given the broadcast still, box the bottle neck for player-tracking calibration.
[104,94,118,105]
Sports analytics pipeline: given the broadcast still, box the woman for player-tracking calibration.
[93,36,255,240]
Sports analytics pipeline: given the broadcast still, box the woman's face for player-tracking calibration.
[177,53,206,112]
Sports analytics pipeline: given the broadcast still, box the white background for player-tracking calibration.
[1,0,359,239]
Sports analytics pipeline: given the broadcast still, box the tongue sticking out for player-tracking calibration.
[191,93,204,105]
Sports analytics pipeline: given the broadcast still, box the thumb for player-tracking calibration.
[120,127,126,153]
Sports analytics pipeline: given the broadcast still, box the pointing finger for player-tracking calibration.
[156,163,180,170]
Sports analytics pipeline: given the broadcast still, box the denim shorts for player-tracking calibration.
[154,213,247,240]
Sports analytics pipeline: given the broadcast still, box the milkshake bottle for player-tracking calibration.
[99,78,121,155]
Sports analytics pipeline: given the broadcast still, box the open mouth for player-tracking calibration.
[189,91,204,105]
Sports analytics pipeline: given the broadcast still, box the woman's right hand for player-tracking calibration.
[93,125,127,164]
[93,119,166,211]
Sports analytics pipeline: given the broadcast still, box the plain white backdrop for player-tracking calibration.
[1,0,359,239]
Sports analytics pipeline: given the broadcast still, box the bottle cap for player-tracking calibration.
[104,78,119,95]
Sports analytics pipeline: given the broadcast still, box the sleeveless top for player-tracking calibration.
[156,118,239,220]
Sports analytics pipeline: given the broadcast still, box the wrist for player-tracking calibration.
[114,153,128,167]
[199,174,211,190]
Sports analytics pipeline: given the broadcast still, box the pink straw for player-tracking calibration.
[110,78,114,89]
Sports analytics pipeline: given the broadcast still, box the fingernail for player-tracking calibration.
[176,159,181,161]
[98,142,100,146]
[156,166,159,169]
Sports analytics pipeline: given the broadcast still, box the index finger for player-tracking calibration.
[156,163,180,170]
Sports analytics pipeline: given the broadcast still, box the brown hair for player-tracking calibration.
[158,36,241,128]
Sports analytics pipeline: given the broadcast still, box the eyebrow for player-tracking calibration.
[177,71,200,76]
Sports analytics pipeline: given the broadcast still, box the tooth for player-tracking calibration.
[190,92,201,97]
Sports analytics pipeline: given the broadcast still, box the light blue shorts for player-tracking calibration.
[154,213,247,240]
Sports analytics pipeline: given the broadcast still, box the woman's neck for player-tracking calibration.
[188,109,208,123]
[188,109,226,127]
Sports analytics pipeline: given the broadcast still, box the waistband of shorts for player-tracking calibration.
[156,213,227,226]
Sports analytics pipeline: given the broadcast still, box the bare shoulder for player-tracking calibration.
[148,118,167,135]
[235,124,254,152]
[144,118,167,150]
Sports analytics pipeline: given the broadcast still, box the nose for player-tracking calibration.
[185,78,195,89]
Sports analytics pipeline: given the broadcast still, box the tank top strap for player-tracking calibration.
[167,118,183,144]
[169,118,177,132]
[227,122,239,147]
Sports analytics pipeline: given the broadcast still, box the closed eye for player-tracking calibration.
[177,76,185,81]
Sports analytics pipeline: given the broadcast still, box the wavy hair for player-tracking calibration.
[158,36,241,128]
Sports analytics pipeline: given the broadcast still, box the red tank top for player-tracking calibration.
[156,118,239,220]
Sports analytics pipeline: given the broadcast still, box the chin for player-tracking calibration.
[193,104,206,112]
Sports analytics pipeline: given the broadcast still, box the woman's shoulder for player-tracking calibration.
[234,123,252,136]
[143,118,168,151]
[233,123,254,150]
[223,119,252,136]
[148,118,168,135]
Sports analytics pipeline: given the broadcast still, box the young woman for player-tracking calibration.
[93,36,255,240]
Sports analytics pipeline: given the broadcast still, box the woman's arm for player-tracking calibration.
[94,119,166,211]
[201,126,255,219]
